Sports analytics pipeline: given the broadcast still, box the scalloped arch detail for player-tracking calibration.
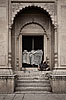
[11,3,56,26]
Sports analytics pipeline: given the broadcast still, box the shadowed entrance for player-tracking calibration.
[22,36,43,67]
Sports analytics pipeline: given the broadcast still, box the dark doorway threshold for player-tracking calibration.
[22,35,44,68]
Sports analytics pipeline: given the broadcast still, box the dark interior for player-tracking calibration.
[22,35,44,67]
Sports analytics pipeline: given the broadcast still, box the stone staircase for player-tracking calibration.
[15,68,52,93]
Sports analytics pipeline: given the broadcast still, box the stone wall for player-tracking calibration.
[0,0,16,93]
[50,0,66,93]
[59,0,66,67]
[0,0,8,69]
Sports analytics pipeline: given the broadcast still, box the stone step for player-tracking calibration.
[17,73,45,76]
[17,77,49,80]
[15,91,51,94]
[15,71,51,76]
[16,83,51,87]
[17,80,50,83]
[15,70,51,93]
[22,67,38,70]
[17,74,47,77]
[15,86,51,92]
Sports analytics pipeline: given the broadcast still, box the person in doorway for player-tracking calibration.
[38,60,50,71]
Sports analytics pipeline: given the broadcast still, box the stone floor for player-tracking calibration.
[0,93,66,100]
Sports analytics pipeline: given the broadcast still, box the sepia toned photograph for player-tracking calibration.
[0,0,66,100]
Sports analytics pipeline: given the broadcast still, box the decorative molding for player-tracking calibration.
[50,75,66,81]
[11,2,56,26]
[11,0,55,3]
[54,53,58,63]
[0,75,16,79]
[16,58,19,67]
[8,52,12,64]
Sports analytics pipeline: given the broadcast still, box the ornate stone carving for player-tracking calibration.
[11,2,56,26]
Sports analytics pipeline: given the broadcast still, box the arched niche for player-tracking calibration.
[18,23,48,68]
[21,23,45,34]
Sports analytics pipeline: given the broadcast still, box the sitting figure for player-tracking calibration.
[38,60,50,71]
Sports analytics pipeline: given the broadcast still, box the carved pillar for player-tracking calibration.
[8,25,13,74]
[8,0,13,73]
[8,26,12,68]
[44,35,47,61]
[54,25,58,69]
[16,37,19,70]
[19,35,22,70]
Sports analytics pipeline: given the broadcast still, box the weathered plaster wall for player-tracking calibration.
[50,0,66,93]
[57,0,66,68]
[0,0,8,69]
[0,0,16,93]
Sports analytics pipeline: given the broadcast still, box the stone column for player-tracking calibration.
[8,0,13,72]
[8,25,13,74]
[54,25,58,68]
[44,35,47,61]
[19,35,22,70]
[16,37,19,70]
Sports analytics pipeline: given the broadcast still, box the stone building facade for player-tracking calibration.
[0,0,66,93]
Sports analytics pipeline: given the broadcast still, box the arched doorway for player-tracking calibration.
[19,23,47,68]
[11,6,54,70]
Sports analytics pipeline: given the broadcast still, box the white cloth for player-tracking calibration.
[33,50,43,65]
[22,50,30,64]
[22,50,43,65]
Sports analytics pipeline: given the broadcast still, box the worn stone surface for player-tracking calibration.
[3,94,15,100]
[0,94,66,100]
[50,74,66,93]
[0,75,15,93]
[60,4,66,66]
[0,0,8,67]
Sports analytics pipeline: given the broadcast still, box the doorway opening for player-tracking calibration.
[22,35,44,67]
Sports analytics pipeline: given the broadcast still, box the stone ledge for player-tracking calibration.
[0,74,17,79]
[50,75,66,80]
[0,74,17,93]
[49,72,66,93]
[11,0,55,3]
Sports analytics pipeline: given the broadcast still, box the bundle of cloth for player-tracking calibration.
[22,50,43,65]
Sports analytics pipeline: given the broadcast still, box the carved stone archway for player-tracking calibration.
[11,2,57,26]
[10,3,58,70]
[18,22,48,69]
